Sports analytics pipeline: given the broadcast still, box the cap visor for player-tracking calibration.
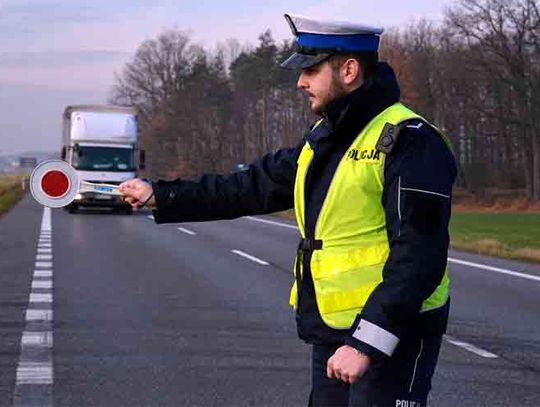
[280,52,332,69]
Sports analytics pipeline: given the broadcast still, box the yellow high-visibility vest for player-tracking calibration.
[290,102,450,329]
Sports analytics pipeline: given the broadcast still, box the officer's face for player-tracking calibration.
[297,61,346,115]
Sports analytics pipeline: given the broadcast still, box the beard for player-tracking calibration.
[311,77,348,116]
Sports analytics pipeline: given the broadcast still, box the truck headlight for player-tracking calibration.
[75,193,83,200]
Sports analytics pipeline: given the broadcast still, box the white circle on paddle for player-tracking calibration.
[30,160,80,208]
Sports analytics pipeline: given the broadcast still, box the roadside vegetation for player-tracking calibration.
[0,175,27,218]
[450,212,540,263]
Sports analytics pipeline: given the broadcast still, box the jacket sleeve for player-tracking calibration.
[345,122,457,360]
[151,145,301,224]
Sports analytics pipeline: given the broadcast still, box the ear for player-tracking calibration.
[341,58,361,86]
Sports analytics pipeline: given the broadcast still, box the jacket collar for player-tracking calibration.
[305,62,400,146]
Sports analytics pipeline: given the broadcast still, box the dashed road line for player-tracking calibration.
[147,215,155,221]
[16,362,53,385]
[35,261,53,268]
[36,254,53,261]
[32,281,53,289]
[22,332,53,348]
[177,227,196,235]
[231,249,270,265]
[29,293,53,303]
[445,335,499,359]
[34,270,52,278]
[244,216,298,230]
[25,309,53,322]
[13,206,54,407]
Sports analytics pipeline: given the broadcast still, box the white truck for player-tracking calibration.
[61,105,144,213]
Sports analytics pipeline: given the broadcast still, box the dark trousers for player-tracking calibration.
[308,334,442,407]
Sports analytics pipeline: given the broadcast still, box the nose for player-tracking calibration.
[297,71,308,90]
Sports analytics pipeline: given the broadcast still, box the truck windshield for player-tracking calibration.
[73,146,135,172]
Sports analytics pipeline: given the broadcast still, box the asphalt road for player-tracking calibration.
[1,196,539,406]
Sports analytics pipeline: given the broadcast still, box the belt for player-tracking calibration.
[295,238,323,298]
[297,238,323,252]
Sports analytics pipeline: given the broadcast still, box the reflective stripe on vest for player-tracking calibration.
[290,102,450,329]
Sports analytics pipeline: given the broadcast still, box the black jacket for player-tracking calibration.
[152,63,457,361]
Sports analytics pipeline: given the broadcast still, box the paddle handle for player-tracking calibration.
[79,181,122,196]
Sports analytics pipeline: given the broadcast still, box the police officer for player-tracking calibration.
[120,14,457,407]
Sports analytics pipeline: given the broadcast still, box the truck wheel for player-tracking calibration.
[68,204,78,214]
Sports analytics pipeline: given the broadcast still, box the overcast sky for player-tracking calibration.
[0,0,451,156]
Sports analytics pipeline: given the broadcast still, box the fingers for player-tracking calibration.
[327,356,342,381]
[326,355,359,384]
[119,178,152,205]
[326,356,334,379]
[123,196,139,207]
[119,179,142,196]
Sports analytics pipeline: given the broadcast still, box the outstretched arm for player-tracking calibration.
[120,146,300,224]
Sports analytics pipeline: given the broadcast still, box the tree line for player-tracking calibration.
[109,0,540,201]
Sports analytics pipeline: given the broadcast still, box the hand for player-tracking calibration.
[326,345,370,384]
[119,179,155,209]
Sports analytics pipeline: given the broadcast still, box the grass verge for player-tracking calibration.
[0,175,27,218]
[449,212,540,263]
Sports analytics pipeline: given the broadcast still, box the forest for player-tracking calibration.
[110,0,540,201]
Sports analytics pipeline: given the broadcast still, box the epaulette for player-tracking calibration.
[375,119,427,155]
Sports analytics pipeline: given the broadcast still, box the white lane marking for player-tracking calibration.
[34,270,52,278]
[448,257,540,283]
[244,216,298,230]
[32,281,52,289]
[14,207,54,407]
[22,332,53,348]
[29,293,53,303]
[147,215,154,220]
[26,309,53,322]
[232,249,270,265]
[36,254,52,261]
[177,227,196,235]
[35,261,52,268]
[445,336,499,359]
[40,208,51,231]
[16,362,53,384]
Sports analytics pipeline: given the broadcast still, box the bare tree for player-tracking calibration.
[109,29,198,123]
[446,0,540,199]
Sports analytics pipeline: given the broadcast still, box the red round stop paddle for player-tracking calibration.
[30,160,121,208]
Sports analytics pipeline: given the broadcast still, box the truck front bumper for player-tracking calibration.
[73,193,130,208]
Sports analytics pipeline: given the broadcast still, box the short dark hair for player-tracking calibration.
[328,52,379,81]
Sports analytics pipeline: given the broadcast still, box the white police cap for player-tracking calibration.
[281,14,384,70]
